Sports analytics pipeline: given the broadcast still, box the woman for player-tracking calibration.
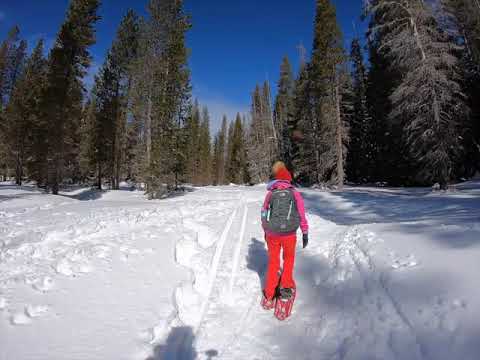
[260,162,309,310]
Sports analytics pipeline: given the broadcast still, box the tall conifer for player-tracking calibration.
[40,0,100,194]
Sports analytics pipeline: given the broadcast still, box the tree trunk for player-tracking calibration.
[335,74,344,190]
[15,151,23,186]
[112,86,122,191]
[440,180,448,191]
[146,92,152,164]
[50,155,60,195]
[114,121,121,190]
[175,169,179,190]
[15,163,22,186]
[313,111,321,185]
[97,163,102,190]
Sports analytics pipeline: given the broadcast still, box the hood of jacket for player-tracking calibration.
[267,180,293,191]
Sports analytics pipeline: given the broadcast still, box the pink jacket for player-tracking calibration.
[261,180,309,236]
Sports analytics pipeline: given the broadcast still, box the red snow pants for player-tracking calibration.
[264,233,297,300]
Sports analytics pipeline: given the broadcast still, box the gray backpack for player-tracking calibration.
[265,189,301,234]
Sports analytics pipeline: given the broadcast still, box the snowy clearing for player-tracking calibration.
[1,182,480,360]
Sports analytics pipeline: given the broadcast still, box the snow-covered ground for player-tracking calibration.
[1,181,479,360]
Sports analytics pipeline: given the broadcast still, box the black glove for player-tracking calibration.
[302,233,309,249]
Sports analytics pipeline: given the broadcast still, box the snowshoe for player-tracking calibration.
[261,291,275,310]
[274,288,296,321]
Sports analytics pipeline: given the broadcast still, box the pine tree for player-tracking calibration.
[225,119,235,184]
[294,0,347,187]
[89,72,112,189]
[110,10,140,189]
[227,114,248,184]
[131,0,191,198]
[347,38,374,183]
[262,81,278,167]
[212,133,220,185]
[214,116,228,185]
[366,2,411,185]
[0,29,19,179]
[0,26,26,108]
[442,0,480,63]
[184,100,201,184]
[291,62,311,182]
[0,27,27,181]
[198,106,212,185]
[88,10,140,190]
[0,113,7,180]
[0,42,7,108]
[78,98,95,182]
[367,0,469,189]
[442,0,480,176]
[247,82,277,183]
[274,56,295,168]
[247,84,267,183]
[4,40,47,185]
[39,0,100,194]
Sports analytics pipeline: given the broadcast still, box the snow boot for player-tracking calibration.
[274,288,296,321]
[261,291,275,310]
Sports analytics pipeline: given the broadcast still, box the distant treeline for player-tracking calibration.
[0,0,479,197]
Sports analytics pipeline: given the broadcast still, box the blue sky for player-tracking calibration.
[0,0,367,130]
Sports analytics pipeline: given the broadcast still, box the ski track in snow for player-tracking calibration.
[196,204,239,332]
[227,203,248,304]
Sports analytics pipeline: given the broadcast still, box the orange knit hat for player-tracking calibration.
[275,167,293,182]
[272,161,287,176]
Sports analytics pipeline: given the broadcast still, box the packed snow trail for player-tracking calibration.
[1,182,480,360]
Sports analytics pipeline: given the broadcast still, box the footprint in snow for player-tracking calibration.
[10,305,49,326]
[25,304,49,318]
[10,312,32,326]
[77,263,94,274]
[0,297,7,310]
[120,246,140,255]
[94,245,111,259]
[119,246,141,262]
[452,299,467,309]
[33,276,55,292]
[391,254,419,270]
[55,259,74,276]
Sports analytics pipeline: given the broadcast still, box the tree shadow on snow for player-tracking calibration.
[147,327,195,360]
[163,186,197,199]
[246,238,269,291]
[302,189,480,249]
[266,253,480,360]
[0,193,37,202]
[303,190,480,226]
[59,188,106,201]
[147,326,218,360]
[0,184,43,202]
